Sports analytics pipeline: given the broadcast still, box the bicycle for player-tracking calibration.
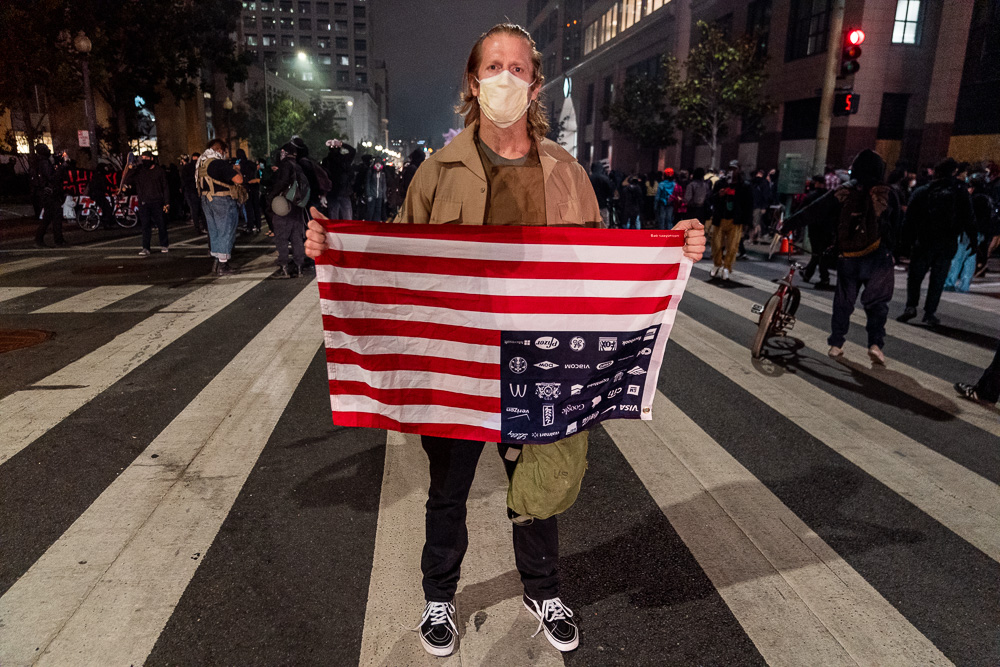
[75,194,139,231]
[749,257,802,359]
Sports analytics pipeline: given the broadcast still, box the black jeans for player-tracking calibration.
[421,436,559,603]
[272,209,305,269]
[974,341,1000,404]
[830,248,895,349]
[183,190,203,230]
[138,202,168,250]
[905,245,953,316]
[36,194,64,244]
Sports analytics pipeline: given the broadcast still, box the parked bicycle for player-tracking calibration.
[750,258,802,359]
[71,194,139,231]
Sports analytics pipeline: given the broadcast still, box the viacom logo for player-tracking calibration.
[542,404,555,426]
[535,336,559,350]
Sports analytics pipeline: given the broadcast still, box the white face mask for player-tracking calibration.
[476,70,533,129]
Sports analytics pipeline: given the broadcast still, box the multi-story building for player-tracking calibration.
[240,0,387,146]
[529,0,1000,174]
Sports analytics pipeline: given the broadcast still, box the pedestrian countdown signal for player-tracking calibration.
[833,92,860,117]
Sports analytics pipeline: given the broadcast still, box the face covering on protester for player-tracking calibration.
[476,70,534,129]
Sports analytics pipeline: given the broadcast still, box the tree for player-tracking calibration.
[234,89,345,161]
[605,66,677,166]
[666,21,774,169]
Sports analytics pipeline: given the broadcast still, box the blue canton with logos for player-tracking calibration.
[500,327,659,444]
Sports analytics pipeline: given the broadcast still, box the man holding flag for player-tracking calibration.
[305,23,706,657]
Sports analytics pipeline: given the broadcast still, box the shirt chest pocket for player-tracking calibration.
[429,198,463,224]
[558,198,585,226]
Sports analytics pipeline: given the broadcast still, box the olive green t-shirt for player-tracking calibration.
[475,135,547,226]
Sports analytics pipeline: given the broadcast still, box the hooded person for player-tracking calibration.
[400,148,426,201]
[322,138,357,219]
[784,149,903,364]
[235,148,263,233]
[31,143,66,246]
[266,142,309,278]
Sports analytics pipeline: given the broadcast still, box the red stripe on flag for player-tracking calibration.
[331,411,500,442]
[330,380,500,413]
[327,250,680,282]
[319,282,673,315]
[322,314,500,346]
[314,220,685,248]
[326,347,500,379]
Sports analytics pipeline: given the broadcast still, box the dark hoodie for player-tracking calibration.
[785,149,903,255]
[400,148,425,200]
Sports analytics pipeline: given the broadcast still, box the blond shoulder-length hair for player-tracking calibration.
[456,23,549,139]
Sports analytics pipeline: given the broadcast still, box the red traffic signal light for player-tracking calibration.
[841,29,864,76]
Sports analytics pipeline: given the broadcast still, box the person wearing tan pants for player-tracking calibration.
[709,171,754,280]
[712,217,742,276]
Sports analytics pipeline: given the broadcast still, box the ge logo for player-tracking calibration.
[509,357,527,374]
[570,336,585,351]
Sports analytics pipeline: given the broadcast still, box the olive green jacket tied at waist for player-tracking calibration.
[394,122,602,228]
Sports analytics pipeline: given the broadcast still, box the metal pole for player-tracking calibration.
[813,0,845,175]
[265,89,271,157]
[81,57,100,162]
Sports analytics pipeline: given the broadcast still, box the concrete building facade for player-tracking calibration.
[529,0,1000,175]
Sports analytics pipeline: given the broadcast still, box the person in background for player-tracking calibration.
[180,152,205,233]
[683,167,711,225]
[400,148,426,203]
[236,149,262,234]
[955,340,1000,405]
[589,162,613,228]
[365,160,388,221]
[197,138,244,276]
[266,142,308,278]
[709,169,753,279]
[643,170,659,227]
[944,172,993,293]
[797,175,833,288]
[620,175,644,229]
[123,151,170,256]
[322,138,357,220]
[31,144,66,247]
[749,170,772,244]
[654,168,679,230]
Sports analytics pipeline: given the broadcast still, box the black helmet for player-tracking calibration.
[849,149,885,186]
[34,144,51,157]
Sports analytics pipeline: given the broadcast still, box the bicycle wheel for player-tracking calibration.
[117,211,138,228]
[783,286,801,317]
[751,294,781,359]
[79,209,101,232]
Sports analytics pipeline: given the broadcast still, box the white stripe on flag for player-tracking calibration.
[321,299,672,332]
[330,233,681,265]
[318,265,682,299]
[324,331,497,365]
[332,395,501,430]
[329,364,499,397]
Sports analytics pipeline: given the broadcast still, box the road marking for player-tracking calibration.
[695,264,995,369]
[0,286,44,304]
[684,278,1000,438]
[0,282,321,667]
[359,432,564,667]
[671,311,1000,562]
[33,284,153,313]
[172,234,208,247]
[604,393,951,667]
[0,254,274,465]
[0,256,63,277]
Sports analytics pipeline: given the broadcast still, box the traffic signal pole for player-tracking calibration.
[813,0,846,175]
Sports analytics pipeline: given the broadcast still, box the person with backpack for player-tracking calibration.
[266,142,309,278]
[783,149,902,364]
[944,173,994,293]
[197,138,245,276]
[654,167,680,230]
[290,136,333,217]
[683,167,711,224]
[897,158,976,326]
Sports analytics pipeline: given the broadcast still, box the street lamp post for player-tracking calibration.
[223,96,234,156]
[74,32,100,163]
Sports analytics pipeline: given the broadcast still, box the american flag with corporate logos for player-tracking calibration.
[316,220,691,445]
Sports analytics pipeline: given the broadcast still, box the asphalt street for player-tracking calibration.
[1,221,998,666]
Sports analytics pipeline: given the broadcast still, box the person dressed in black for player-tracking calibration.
[897,158,976,327]
[589,162,613,228]
[399,148,426,204]
[783,150,902,364]
[797,175,834,288]
[236,149,262,234]
[322,139,357,220]
[955,340,1000,405]
[266,142,308,278]
[290,136,331,217]
[180,153,205,232]
[31,144,66,247]
[123,151,171,256]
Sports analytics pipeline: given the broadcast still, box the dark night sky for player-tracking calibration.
[373,0,528,148]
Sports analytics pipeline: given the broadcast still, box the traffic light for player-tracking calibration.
[840,29,865,76]
[833,92,860,116]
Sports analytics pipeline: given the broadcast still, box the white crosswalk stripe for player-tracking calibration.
[0,255,994,665]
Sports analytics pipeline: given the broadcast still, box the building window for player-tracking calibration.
[746,0,772,57]
[892,0,922,44]
[299,1,311,12]
[335,20,347,31]
[243,15,257,29]
[336,36,348,48]
[337,54,349,66]
[877,93,909,140]
[279,17,294,29]
[303,71,314,81]
[334,1,346,13]
[246,35,259,46]
[355,38,366,51]
[300,35,312,46]
[355,55,367,69]
[356,72,367,86]
[318,20,331,30]
[585,82,594,125]
[786,0,832,61]
[262,34,276,46]
[279,0,292,11]
[281,35,294,47]
[281,53,295,64]
[354,4,365,18]
[355,22,367,35]
[602,75,614,109]
[300,18,311,29]
[260,0,274,10]
[781,97,821,140]
[262,16,276,28]
[317,36,330,48]
[243,1,257,9]
[316,1,329,12]
[337,70,350,85]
